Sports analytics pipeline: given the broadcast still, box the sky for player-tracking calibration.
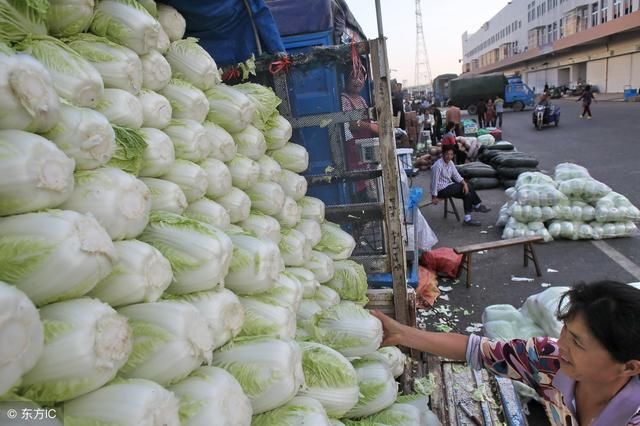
[344,0,509,86]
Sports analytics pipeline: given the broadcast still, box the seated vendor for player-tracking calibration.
[430,145,490,226]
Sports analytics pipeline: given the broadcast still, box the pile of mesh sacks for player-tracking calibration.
[497,163,640,241]
[478,144,540,188]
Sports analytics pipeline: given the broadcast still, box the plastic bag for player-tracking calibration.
[420,248,462,278]
[523,287,570,337]
[416,266,440,308]
[415,209,438,250]
[595,192,640,222]
[510,202,556,223]
[515,184,568,207]
[515,171,556,188]
[477,134,495,146]
[558,178,611,203]
[553,201,595,222]
[554,162,591,181]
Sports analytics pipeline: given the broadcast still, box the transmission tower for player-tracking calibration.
[414,0,432,90]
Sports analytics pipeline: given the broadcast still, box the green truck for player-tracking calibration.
[449,73,535,114]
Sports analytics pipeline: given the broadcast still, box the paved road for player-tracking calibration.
[412,98,640,334]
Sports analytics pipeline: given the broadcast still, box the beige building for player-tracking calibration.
[462,0,640,93]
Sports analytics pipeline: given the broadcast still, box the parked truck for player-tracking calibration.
[449,73,535,114]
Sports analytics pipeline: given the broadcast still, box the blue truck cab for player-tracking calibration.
[505,75,535,111]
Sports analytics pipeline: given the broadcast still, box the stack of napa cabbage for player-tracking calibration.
[0,2,437,425]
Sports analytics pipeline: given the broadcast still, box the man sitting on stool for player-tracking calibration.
[430,145,490,226]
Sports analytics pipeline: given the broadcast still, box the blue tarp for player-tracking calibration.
[265,0,332,36]
[266,0,367,43]
[160,0,285,66]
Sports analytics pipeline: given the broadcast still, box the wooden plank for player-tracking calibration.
[454,236,544,254]
[442,363,462,426]
[369,37,409,325]
[494,377,529,426]
[426,355,449,425]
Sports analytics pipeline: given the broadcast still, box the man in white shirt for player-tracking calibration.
[430,145,490,226]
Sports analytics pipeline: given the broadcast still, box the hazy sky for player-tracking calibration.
[344,0,509,86]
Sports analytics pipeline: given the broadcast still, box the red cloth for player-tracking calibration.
[440,133,457,146]
[420,248,463,279]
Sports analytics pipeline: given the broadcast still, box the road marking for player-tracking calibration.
[591,240,640,280]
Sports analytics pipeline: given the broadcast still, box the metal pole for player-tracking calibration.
[375,0,384,38]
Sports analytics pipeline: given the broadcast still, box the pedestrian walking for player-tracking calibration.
[494,95,504,128]
[577,85,596,119]
[485,98,496,127]
[476,98,487,128]
[430,105,443,144]
[445,101,462,136]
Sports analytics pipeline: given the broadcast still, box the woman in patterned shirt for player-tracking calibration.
[372,281,640,425]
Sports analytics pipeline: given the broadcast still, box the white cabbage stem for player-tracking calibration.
[41,103,116,170]
[138,89,172,129]
[20,298,133,403]
[0,282,44,396]
[63,378,180,426]
[139,177,188,214]
[140,49,172,91]
[0,54,60,132]
[0,129,75,216]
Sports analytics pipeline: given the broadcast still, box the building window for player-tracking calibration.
[592,2,599,27]
[553,22,558,41]
[559,17,564,38]
[624,0,633,14]
[601,0,608,23]
[614,0,622,18]
[547,24,553,43]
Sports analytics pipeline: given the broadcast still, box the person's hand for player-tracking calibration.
[462,181,469,194]
[370,310,406,347]
[432,197,439,205]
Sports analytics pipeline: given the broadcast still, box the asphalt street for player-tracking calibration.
[412,98,640,334]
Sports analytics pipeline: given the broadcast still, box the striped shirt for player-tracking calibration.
[341,93,368,140]
[466,334,640,426]
[430,158,463,197]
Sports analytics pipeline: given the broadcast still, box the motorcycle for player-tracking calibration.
[532,103,560,130]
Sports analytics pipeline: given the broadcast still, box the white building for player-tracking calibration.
[462,0,640,93]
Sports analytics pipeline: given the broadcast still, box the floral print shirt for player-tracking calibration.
[466,334,640,426]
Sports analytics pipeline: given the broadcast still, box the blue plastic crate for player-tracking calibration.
[366,262,419,289]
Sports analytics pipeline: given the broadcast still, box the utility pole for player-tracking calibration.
[414,0,432,91]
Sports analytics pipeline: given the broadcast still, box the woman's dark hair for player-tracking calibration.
[445,121,456,132]
[441,144,456,154]
[585,85,591,91]
[557,281,640,363]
